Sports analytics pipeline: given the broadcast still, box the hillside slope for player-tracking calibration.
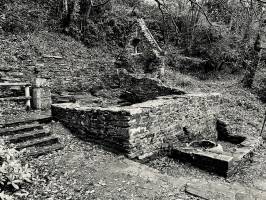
[0,0,265,137]
[0,31,115,93]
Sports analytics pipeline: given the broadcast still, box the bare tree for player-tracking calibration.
[80,0,92,31]
[60,0,111,31]
[241,0,265,87]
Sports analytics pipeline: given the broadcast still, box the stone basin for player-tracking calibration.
[171,134,263,177]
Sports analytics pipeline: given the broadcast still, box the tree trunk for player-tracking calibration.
[242,53,260,88]
[80,0,92,32]
[61,0,76,31]
[242,34,262,88]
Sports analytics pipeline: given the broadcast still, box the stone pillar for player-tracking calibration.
[32,78,51,110]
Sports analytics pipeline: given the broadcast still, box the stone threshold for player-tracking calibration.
[185,179,266,200]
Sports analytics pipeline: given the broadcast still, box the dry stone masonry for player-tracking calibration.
[32,78,52,110]
[0,54,114,94]
[118,71,185,103]
[127,18,165,78]
[52,93,220,160]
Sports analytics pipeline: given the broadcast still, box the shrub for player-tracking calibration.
[114,49,135,72]
[0,140,32,199]
[0,0,58,34]
[254,67,266,103]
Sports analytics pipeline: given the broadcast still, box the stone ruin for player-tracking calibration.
[51,18,264,177]
[114,18,177,104]
[0,17,258,177]
[52,92,263,177]
[125,18,165,78]
[52,93,220,159]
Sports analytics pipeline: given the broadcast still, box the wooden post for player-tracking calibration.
[25,85,31,110]
[134,27,138,54]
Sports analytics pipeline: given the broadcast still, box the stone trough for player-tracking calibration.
[171,126,263,177]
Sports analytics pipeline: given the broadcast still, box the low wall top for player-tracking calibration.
[52,93,221,113]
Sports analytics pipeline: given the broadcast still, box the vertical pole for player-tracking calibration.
[25,85,31,110]
[135,26,138,54]
[134,46,138,54]
[32,78,41,110]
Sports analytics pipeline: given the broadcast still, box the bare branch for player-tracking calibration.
[153,0,181,34]
[92,0,111,8]
[256,0,266,4]
[187,0,213,26]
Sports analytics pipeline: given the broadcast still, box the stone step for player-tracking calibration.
[0,123,43,136]
[26,143,64,157]
[0,96,31,102]
[15,136,59,150]
[52,95,76,104]
[185,180,266,200]
[0,82,30,87]
[2,114,52,128]
[0,77,21,82]
[56,99,73,103]
[6,129,50,143]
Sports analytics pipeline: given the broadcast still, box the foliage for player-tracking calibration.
[135,0,265,80]
[0,140,32,199]
[0,0,58,34]
[52,0,134,48]
[115,0,143,7]
[254,67,266,103]
[1,0,265,93]
[114,49,135,72]
[258,78,266,102]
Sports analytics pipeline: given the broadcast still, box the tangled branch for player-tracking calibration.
[187,0,213,26]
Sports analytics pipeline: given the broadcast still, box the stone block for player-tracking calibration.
[171,134,262,177]
[185,181,235,200]
[172,147,234,177]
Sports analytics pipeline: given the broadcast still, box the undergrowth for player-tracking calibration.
[0,140,32,200]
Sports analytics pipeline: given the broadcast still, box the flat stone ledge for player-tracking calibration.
[185,180,266,200]
[185,181,236,200]
[171,148,234,177]
[52,92,221,112]
[0,96,31,102]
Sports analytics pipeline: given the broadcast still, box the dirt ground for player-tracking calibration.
[18,77,265,200]
[24,123,198,200]
[20,119,265,200]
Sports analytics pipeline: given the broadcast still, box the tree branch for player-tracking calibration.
[92,0,111,8]
[154,0,181,34]
[256,0,266,3]
[187,0,213,26]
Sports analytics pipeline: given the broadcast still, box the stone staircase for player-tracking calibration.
[137,18,163,53]
[0,113,63,157]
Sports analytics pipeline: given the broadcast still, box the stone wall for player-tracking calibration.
[118,71,185,103]
[52,93,220,160]
[0,56,114,94]
[136,18,163,53]
[126,18,165,77]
